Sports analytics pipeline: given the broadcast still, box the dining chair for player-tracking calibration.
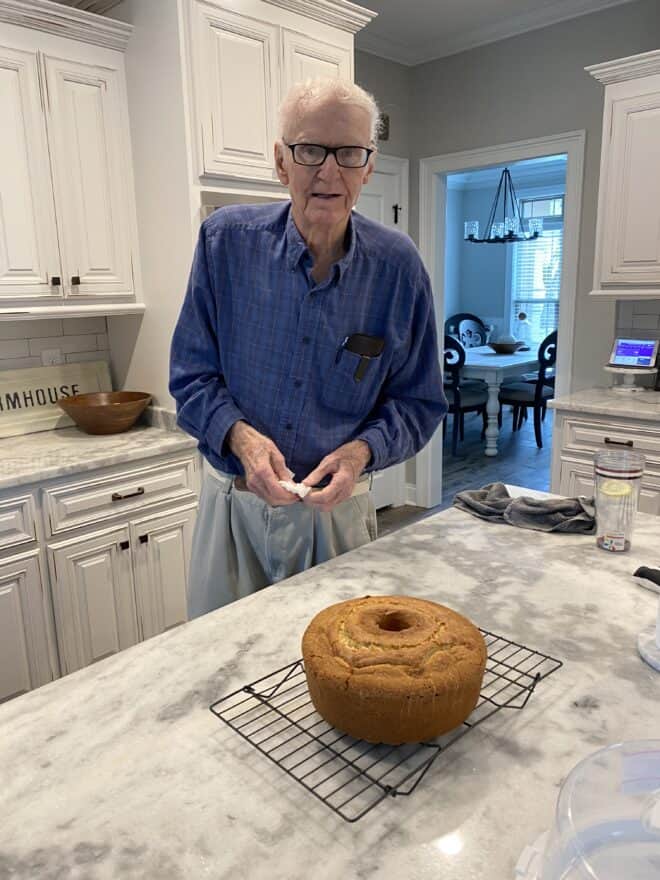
[498,331,557,448]
[445,313,491,348]
[443,335,488,456]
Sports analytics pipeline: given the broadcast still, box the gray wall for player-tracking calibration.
[359,1,660,394]
[408,0,660,392]
[355,51,411,159]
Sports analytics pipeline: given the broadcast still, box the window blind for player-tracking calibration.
[511,198,563,348]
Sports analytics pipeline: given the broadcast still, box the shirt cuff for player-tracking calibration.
[205,402,246,460]
[354,428,387,472]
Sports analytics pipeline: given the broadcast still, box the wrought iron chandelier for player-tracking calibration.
[464,167,543,244]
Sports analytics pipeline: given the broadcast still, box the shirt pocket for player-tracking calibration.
[322,349,384,415]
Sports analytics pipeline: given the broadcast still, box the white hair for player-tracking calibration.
[278,77,380,144]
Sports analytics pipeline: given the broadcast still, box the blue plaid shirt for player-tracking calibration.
[170,202,447,481]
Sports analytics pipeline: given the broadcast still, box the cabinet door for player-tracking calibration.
[48,526,139,674]
[42,54,134,298]
[130,506,195,641]
[192,0,279,181]
[0,551,57,702]
[281,29,352,93]
[0,47,61,301]
[597,88,660,287]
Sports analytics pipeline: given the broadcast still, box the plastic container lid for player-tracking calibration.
[539,741,660,879]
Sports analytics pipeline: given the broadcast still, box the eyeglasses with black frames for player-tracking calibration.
[286,143,374,168]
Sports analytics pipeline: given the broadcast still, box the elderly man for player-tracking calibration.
[170,78,447,618]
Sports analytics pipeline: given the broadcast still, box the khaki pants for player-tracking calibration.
[187,463,377,618]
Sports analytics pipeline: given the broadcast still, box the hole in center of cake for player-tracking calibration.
[378,612,413,632]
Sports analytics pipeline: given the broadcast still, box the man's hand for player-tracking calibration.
[228,421,299,506]
[302,440,371,512]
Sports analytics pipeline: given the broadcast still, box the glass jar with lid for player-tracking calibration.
[594,449,645,552]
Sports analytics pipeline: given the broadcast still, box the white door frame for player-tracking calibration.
[415,130,586,508]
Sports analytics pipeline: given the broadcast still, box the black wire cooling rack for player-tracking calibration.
[209,628,562,822]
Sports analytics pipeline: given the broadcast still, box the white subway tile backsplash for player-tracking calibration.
[0,339,30,359]
[29,334,100,356]
[66,350,111,364]
[62,317,107,335]
[0,317,110,374]
[0,356,42,369]
[617,301,634,326]
[631,314,660,330]
[0,319,63,340]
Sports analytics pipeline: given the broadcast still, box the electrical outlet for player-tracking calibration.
[41,348,64,366]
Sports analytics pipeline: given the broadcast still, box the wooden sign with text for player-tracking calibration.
[0,361,112,438]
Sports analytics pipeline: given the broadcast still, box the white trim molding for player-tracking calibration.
[415,130,586,509]
[264,0,376,34]
[0,0,132,51]
[587,49,660,84]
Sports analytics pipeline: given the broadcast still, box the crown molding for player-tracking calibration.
[0,0,132,51]
[263,0,376,35]
[55,0,123,13]
[356,0,635,67]
[586,49,660,85]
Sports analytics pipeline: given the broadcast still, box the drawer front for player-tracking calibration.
[0,494,37,551]
[44,457,197,536]
[562,418,660,468]
[559,457,660,515]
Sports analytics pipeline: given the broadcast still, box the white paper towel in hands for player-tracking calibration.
[278,468,312,499]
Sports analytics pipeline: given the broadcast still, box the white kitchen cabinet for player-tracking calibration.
[551,395,660,515]
[187,0,368,183]
[130,505,196,640]
[48,525,140,674]
[0,4,140,307]
[0,550,58,703]
[588,50,660,297]
[0,45,61,301]
[280,28,352,92]
[191,0,279,182]
[42,54,135,298]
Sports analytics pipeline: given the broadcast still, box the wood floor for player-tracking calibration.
[377,407,553,538]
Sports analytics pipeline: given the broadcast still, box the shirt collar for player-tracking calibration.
[285,204,357,282]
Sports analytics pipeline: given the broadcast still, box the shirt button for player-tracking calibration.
[294,379,302,388]
[302,336,311,344]
[285,422,293,430]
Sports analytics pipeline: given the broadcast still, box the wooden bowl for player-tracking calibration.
[57,391,152,435]
[488,341,523,354]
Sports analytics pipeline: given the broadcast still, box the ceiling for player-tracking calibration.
[52,0,122,13]
[355,0,637,66]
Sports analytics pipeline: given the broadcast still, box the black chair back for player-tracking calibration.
[445,313,490,348]
[534,331,557,404]
[443,334,466,411]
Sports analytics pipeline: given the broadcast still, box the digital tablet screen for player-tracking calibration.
[609,338,659,368]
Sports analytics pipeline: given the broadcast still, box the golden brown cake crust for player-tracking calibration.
[301,595,487,745]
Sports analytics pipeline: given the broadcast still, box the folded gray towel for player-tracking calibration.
[453,482,596,534]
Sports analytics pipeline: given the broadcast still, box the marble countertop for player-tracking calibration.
[1,501,659,879]
[0,424,197,490]
[550,386,660,421]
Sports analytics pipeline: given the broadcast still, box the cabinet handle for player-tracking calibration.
[51,276,61,286]
[111,487,145,502]
[139,534,149,544]
[604,437,633,448]
[119,540,130,551]
[71,275,81,286]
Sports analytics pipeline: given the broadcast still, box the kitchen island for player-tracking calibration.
[1,496,658,879]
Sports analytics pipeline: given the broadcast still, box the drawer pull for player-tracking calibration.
[139,534,149,544]
[119,540,130,551]
[111,487,145,502]
[604,437,633,448]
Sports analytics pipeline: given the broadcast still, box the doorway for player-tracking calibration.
[416,131,585,508]
[355,153,409,510]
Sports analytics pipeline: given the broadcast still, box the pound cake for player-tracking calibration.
[301,595,487,745]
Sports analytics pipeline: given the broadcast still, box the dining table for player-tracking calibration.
[462,345,542,456]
